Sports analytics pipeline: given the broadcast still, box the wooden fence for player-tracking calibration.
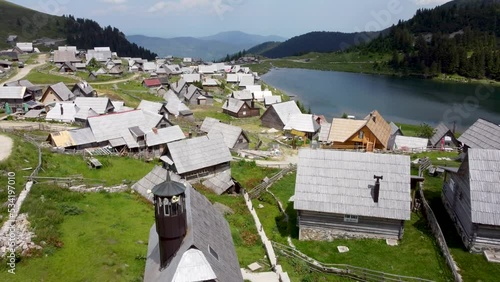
[417,161,462,282]
[248,165,296,199]
[24,134,42,181]
[272,241,435,282]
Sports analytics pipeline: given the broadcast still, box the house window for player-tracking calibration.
[242,111,247,116]
[208,245,219,261]
[344,214,358,223]
[358,131,364,139]
[163,198,171,216]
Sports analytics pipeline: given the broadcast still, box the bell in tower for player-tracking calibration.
[151,171,187,270]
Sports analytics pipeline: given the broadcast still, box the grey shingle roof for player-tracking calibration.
[202,170,234,195]
[49,82,74,101]
[53,50,79,63]
[200,117,221,133]
[294,149,411,220]
[466,149,500,226]
[73,81,95,96]
[74,97,112,114]
[45,102,78,122]
[458,119,500,149]
[283,114,320,133]
[232,90,253,101]
[69,128,96,146]
[137,100,163,114]
[222,98,245,114]
[167,134,232,175]
[74,107,99,120]
[267,101,302,125]
[318,122,331,142]
[138,168,243,282]
[390,122,401,136]
[264,95,281,105]
[0,86,26,99]
[184,85,202,101]
[207,122,247,149]
[145,125,186,147]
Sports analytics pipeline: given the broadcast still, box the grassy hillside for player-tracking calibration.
[0,0,66,49]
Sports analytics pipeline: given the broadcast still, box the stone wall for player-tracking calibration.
[68,184,129,193]
[299,226,398,241]
[0,214,42,257]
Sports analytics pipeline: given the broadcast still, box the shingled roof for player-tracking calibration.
[294,149,411,221]
[458,119,500,150]
[207,122,248,149]
[429,122,457,147]
[166,134,232,175]
[364,110,391,149]
[465,149,500,226]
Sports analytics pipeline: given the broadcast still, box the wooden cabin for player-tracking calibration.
[294,149,411,241]
[442,149,500,252]
[222,98,259,118]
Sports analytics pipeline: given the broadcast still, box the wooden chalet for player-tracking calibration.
[294,149,411,241]
[4,79,43,98]
[200,117,250,150]
[184,85,213,105]
[442,149,500,252]
[71,81,97,98]
[327,110,391,152]
[40,82,75,103]
[0,86,34,113]
[222,98,259,118]
[429,122,459,149]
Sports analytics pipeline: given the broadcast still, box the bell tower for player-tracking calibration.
[152,171,187,270]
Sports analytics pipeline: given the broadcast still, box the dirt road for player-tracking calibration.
[4,54,48,84]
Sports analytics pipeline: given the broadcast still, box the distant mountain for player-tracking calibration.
[258,31,380,58]
[199,31,285,46]
[0,0,157,59]
[127,31,286,61]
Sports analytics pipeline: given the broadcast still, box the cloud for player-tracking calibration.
[92,4,129,15]
[102,0,127,3]
[148,0,239,17]
[412,0,450,5]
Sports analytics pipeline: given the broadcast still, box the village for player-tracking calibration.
[0,39,500,282]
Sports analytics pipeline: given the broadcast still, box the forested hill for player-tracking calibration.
[64,16,157,60]
[259,31,380,58]
[359,0,500,80]
[0,1,157,60]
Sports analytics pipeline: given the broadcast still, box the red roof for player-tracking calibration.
[143,78,162,87]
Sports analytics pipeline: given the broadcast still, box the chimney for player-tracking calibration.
[226,99,229,107]
[152,171,187,270]
[452,121,456,134]
[188,131,192,139]
[60,104,64,116]
[373,175,383,203]
[153,128,158,134]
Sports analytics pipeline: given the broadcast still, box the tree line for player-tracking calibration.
[64,15,158,60]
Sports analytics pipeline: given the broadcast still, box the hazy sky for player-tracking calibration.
[10,0,451,38]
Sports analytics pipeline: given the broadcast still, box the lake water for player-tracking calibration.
[261,68,500,131]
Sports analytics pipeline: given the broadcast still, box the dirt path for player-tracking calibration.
[0,135,13,162]
[4,54,47,84]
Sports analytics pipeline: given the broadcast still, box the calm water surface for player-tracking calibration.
[262,68,500,131]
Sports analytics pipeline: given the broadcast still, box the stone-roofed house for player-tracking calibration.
[458,119,500,152]
[260,101,302,130]
[429,122,459,149]
[71,81,97,98]
[222,98,260,118]
[41,82,75,103]
[162,134,232,181]
[327,110,391,152]
[294,149,411,241]
[442,149,500,252]
[132,167,243,282]
[200,117,249,150]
